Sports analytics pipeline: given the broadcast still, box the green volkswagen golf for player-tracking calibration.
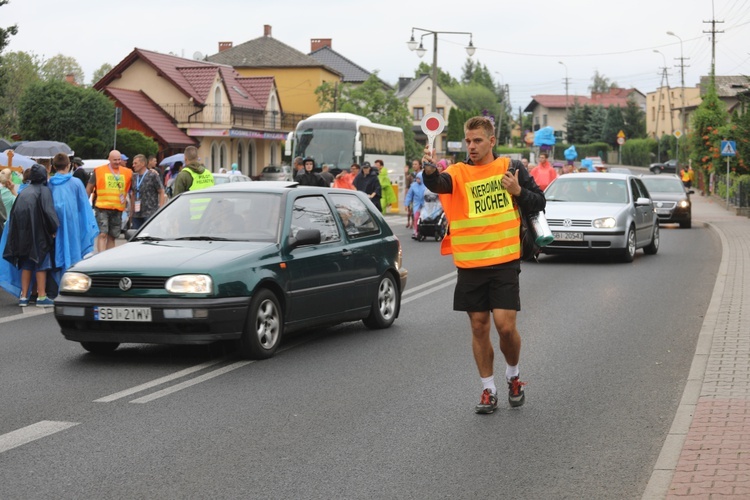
[54,182,407,359]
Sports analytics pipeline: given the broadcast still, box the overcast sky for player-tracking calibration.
[4,0,749,113]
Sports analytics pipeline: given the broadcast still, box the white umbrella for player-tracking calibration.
[14,140,73,159]
[0,150,36,170]
[159,153,184,167]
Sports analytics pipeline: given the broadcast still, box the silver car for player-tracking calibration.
[541,173,659,262]
[260,165,292,181]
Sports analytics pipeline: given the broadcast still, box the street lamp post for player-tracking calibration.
[558,61,569,134]
[667,31,686,164]
[407,28,475,113]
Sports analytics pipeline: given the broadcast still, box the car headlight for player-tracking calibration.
[592,217,617,228]
[165,275,213,294]
[678,199,690,208]
[60,272,91,292]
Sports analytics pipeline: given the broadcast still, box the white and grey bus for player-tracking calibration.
[286,112,406,177]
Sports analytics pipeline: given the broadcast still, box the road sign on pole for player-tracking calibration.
[421,112,445,153]
[720,140,737,157]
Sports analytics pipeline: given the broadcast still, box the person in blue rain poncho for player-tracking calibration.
[0,163,59,306]
[404,171,426,239]
[47,154,98,284]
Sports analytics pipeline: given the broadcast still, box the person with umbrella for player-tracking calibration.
[86,150,132,253]
[0,164,59,307]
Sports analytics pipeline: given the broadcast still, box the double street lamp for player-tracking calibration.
[407,28,475,113]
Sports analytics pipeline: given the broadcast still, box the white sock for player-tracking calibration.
[481,375,496,394]
[506,364,519,381]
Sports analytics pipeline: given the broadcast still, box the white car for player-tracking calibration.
[541,173,659,262]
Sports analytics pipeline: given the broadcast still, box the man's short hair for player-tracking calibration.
[293,156,304,166]
[374,159,384,167]
[52,152,70,171]
[464,116,495,138]
[133,154,147,164]
[184,146,199,162]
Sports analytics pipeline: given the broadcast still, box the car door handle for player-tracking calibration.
[341,249,352,256]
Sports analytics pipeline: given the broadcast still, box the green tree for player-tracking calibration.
[460,58,494,90]
[0,51,41,136]
[17,79,114,144]
[565,100,588,143]
[689,77,729,182]
[91,63,112,87]
[731,93,750,174]
[601,105,626,147]
[584,105,607,143]
[0,1,17,54]
[413,62,458,88]
[445,83,498,116]
[589,70,618,94]
[314,81,341,112]
[114,128,158,160]
[622,97,647,140]
[40,53,84,85]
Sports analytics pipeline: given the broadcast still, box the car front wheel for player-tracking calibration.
[239,289,282,359]
[644,224,659,255]
[363,273,399,329]
[620,225,636,262]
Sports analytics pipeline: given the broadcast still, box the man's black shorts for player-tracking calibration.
[454,266,521,312]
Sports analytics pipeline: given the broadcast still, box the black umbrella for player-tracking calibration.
[14,140,74,159]
[0,138,12,152]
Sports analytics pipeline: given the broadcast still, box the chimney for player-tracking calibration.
[311,38,332,52]
[219,41,233,52]
[264,24,272,37]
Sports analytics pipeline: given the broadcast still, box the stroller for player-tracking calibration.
[416,192,447,241]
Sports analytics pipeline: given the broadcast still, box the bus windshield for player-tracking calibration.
[295,126,356,171]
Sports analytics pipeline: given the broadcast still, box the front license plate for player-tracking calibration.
[552,231,583,241]
[94,306,152,322]
[656,209,671,215]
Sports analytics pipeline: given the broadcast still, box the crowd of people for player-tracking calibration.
[0,146,215,308]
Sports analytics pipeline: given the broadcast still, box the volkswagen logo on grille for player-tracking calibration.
[563,219,572,227]
[656,201,663,208]
[119,277,133,291]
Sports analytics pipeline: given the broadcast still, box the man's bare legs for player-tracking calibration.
[468,309,521,378]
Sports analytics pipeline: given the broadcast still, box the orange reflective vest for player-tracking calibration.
[94,165,132,211]
[439,157,521,268]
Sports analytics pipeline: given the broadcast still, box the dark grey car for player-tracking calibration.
[640,174,693,228]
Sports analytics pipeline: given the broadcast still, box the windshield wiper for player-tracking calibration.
[175,236,230,241]
[133,235,164,241]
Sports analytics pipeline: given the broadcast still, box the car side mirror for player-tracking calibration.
[125,229,138,241]
[635,197,651,206]
[288,228,321,248]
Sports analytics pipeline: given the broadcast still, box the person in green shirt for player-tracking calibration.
[376,160,396,214]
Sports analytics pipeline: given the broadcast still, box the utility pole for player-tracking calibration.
[667,31,690,161]
[702,18,724,74]
[653,50,673,162]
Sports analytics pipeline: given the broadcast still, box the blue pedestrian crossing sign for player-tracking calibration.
[720,140,737,157]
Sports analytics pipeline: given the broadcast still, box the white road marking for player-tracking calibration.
[0,420,79,454]
[402,271,456,297]
[129,360,254,403]
[94,359,225,402]
[0,308,50,325]
[402,278,456,304]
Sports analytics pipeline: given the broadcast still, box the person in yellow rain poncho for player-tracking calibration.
[376,160,396,214]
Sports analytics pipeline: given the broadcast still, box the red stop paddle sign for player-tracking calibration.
[421,112,445,152]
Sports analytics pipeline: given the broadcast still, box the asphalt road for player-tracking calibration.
[0,214,721,499]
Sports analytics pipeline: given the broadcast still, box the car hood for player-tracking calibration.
[646,192,686,202]
[70,240,276,275]
[545,201,629,219]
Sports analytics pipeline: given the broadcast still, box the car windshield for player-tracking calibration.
[213,176,230,184]
[641,177,685,193]
[136,192,281,242]
[546,178,629,204]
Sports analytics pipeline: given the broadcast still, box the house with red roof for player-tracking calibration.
[95,48,291,177]
[525,88,646,139]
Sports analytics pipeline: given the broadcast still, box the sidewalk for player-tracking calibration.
[643,194,750,499]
